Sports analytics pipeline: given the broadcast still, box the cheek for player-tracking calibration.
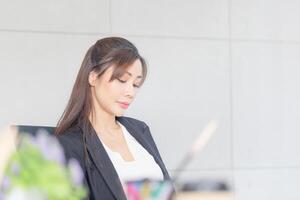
[99,82,123,103]
[109,82,125,96]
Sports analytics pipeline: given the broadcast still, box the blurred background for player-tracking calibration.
[0,0,300,199]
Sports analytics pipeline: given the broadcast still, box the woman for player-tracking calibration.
[56,37,170,200]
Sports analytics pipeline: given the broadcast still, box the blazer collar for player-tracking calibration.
[83,121,127,200]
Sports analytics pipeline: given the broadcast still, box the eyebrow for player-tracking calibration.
[125,71,143,79]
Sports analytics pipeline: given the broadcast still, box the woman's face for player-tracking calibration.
[89,59,143,117]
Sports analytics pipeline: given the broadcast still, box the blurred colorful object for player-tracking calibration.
[125,179,174,200]
[0,128,87,200]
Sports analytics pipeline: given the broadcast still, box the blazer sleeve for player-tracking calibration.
[56,132,93,200]
[57,132,85,168]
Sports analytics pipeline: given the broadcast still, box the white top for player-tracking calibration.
[100,122,164,187]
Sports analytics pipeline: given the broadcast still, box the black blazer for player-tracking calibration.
[57,116,171,200]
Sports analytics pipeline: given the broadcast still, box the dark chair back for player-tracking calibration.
[14,125,55,136]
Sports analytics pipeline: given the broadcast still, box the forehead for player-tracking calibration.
[101,59,143,81]
[124,59,143,77]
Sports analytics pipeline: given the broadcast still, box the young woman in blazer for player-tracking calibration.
[55,37,170,200]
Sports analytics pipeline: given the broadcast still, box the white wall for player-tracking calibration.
[1,0,300,199]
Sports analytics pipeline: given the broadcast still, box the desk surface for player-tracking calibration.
[174,191,233,200]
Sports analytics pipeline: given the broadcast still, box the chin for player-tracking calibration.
[115,113,123,117]
[114,109,125,117]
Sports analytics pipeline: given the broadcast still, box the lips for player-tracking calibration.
[117,101,130,109]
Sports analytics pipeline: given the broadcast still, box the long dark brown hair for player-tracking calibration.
[55,37,147,135]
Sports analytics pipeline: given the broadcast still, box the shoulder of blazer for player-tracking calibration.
[56,126,85,166]
[119,116,158,143]
[117,116,148,132]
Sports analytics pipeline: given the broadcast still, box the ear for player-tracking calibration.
[88,71,98,86]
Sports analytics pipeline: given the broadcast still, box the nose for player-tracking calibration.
[124,83,135,98]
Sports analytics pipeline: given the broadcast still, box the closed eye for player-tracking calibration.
[117,78,140,88]
[117,78,126,83]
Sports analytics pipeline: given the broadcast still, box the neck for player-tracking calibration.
[89,89,121,134]
[89,107,120,134]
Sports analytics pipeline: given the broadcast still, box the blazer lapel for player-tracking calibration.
[117,117,170,180]
[83,123,127,200]
[117,117,155,155]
